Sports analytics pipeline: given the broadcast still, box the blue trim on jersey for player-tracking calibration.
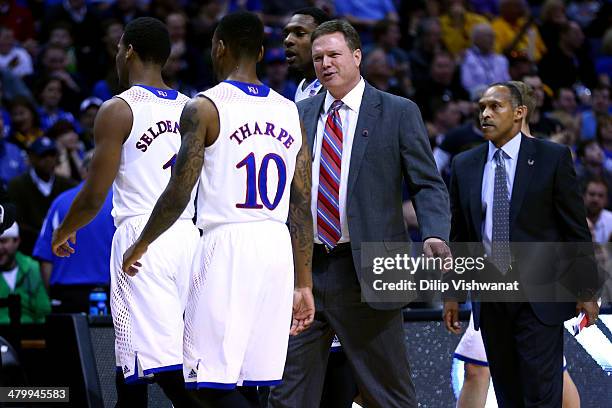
[242,380,282,387]
[135,84,178,100]
[330,346,343,352]
[453,353,489,367]
[224,80,270,97]
[185,381,237,390]
[142,364,183,376]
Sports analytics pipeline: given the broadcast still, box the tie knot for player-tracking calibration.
[330,100,343,113]
[494,149,505,165]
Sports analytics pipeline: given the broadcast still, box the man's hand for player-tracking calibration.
[423,237,452,271]
[122,241,148,277]
[423,237,451,258]
[443,300,462,334]
[52,228,76,257]
[576,300,600,327]
[290,287,315,336]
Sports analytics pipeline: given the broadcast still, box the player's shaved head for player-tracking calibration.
[214,11,264,60]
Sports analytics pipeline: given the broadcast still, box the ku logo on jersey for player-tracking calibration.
[157,90,168,97]
[247,86,259,95]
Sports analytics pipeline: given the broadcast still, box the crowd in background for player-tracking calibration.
[0,0,611,322]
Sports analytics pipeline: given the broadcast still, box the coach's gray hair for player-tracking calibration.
[311,20,362,51]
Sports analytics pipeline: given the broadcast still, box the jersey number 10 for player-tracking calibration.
[236,152,287,210]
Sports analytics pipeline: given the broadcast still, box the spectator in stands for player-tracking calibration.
[102,0,147,26]
[0,222,51,324]
[433,107,485,177]
[539,20,597,91]
[41,0,101,57]
[0,0,35,45]
[408,17,443,85]
[538,0,568,51]
[35,76,79,132]
[262,47,297,101]
[414,50,470,121]
[166,11,208,90]
[365,19,412,97]
[7,137,76,256]
[91,20,123,102]
[461,23,511,99]
[33,152,113,313]
[596,115,612,171]
[567,0,601,29]
[596,29,612,86]
[261,0,310,28]
[584,178,612,244]
[7,96,43,149]
[548,87,579,134]
[77,97,101,150]
[439,0,488,58]
[363,47,404,96]
[426,98,462,148]
[492,0,546,62]
[36,45,84,113]
[522,74,564,138]
[47,23,78,75]
[46,120,84,181]
[0,114,26,188]
[335,0,399,32]
[575,139,612,207]
[0,66,32,102]
[0,27,33,78]
[581,85,611,140]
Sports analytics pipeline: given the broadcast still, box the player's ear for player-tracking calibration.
[217,39,226,59]
[257,46,264,63]
[125,44,135,60]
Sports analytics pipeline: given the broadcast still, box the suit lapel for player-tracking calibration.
[510,134,536,230]
[469,143,488,242]
[346,83,380,204]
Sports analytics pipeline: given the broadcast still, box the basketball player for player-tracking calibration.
[450,80,580,408]
[122,12,315,408]
[51,17,200,407]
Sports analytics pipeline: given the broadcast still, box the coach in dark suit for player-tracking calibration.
[268,20,450,408]
[443,83,600,407]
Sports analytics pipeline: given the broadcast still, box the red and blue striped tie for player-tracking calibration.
[317,100,343,249]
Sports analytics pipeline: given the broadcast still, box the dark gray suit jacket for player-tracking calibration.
[297,81,450,310]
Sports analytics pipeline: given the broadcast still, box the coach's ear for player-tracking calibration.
[257,45,264,63]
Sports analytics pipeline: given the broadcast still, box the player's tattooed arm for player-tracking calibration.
[289,121,314,289]
[136,97,211,247]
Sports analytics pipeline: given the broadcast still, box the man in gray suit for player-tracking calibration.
[269,20,451,408]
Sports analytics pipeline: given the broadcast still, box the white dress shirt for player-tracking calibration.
[481,133,522,255]
[29,169,55,197]
[593,209,612,243]
[311,78,365,244]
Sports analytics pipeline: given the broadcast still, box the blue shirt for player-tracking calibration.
[33,183,115,285]
[335,0,396,20]
[0,139,27,187]
[481,133,521,256]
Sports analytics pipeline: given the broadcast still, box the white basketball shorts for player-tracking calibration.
[454,312,568,370]
[183,221,294,389]
[110,215,199,383]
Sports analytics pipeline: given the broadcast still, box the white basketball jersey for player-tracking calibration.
[112,85,195,226]
[196,81,302,230]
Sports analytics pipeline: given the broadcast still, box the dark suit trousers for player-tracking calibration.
[268,245,417,408]
[479,302,564,408]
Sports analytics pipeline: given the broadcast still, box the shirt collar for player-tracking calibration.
[487,132,522,162]
[323,77,365,114]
